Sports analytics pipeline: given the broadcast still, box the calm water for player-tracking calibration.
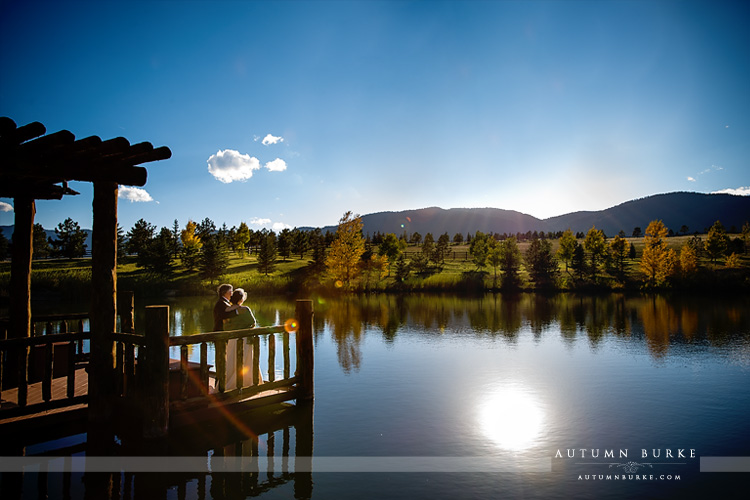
[3,293,750,499]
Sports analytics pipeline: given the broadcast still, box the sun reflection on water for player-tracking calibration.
[478,386,545,451]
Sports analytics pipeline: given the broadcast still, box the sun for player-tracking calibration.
[478,387,545,451]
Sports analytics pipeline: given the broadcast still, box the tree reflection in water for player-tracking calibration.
[312,293,750,366]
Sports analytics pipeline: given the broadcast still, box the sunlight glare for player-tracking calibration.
[478,387,545,451]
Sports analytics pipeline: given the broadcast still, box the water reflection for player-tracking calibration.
[311,293,750,363]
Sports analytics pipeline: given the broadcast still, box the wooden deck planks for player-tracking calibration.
[0,367,88,426]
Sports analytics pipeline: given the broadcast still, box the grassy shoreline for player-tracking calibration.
[1,236,748,303]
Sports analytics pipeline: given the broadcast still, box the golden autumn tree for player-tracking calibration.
[180,220,203,271]
[325,211,366,288]
[640,220,676,287]
[679,243,698,276]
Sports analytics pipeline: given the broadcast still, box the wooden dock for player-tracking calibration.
[0,299,314,440]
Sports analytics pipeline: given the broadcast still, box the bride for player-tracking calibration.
[223,288,263,390]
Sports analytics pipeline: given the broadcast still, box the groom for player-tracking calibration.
[212,283,238,332]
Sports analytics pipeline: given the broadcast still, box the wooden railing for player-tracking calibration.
[0,292,137,420]
[0,324,89,417]
[0,298,314,439]
[138,299,313,438]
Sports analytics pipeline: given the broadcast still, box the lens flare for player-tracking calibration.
[284,318,298,333]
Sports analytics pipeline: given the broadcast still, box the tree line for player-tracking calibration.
[2,213,748,291]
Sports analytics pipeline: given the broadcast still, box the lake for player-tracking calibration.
[3,292,750,499]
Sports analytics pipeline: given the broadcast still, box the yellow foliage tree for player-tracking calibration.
[640,220,676,287]
[325,211,366,288]
[180,220,203,271]
[725,252,740,269]
[679,243,698,276]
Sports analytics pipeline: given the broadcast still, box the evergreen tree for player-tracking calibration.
[394,254,411,282]
[583,226,607,279]
[705,220,728,266]
[196,217,216,241]
[33,223,51,259]
[291,228,310,259]
[434,233,450,265]
[172,219,181,258]
[257,230,278,276]
[50,217,87,259]
[500,236,522,288]
[199,234,229,283]
[138,227,175,276]
[608,235,628,279]
[571,243,586,279]
[277,228,293,261]
[453,233,463,245]
[126,219,156,257]
[526,237,557,286]
[309,229,327,271]
[421,233,435,260]
[470,231,489,270]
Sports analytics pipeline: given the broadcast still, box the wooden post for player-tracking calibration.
[143,305,170,439]
[89,181,118,425]
[295,300,314,401]
[7,197,34,395]
[118,291,135,334]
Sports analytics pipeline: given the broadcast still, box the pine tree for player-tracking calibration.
[583,226,607,279]
[199,234,229,283]
[556,229,576,273]
[50,217,87,259]
[705,220,728,266]
[33,223,51,259]
[526,237,557,286]
[257,230,278,276]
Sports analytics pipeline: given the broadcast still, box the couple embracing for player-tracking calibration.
[212,283,262,390]
[212,283,257,332]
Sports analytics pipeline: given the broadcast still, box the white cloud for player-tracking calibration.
[207,149,260,183]
[262,134,284,146]
[249,217,272,226]
[272,222,292,231]
[687,177,696,182]
[265,158,287,172]
[0,201,13,212]
[711,186,750,196]
[118,186,154,202]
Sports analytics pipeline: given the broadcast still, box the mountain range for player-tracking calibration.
[2,192,749,243]
[322,192,750,237]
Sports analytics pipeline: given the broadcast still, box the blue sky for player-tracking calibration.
[1,0,748,233]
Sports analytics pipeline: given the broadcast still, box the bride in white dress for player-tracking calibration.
[222,288,263,390]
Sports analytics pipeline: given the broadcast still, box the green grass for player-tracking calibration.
[1,236,748,300]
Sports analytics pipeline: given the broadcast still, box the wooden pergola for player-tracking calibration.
[0,116,171,424]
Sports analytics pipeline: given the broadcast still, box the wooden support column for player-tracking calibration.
[295,300,314,401]
[8,197,34,340]
[89,181,118,425]
[143,305,170,439]
[6,197,34,396]
[118,291,134,334]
